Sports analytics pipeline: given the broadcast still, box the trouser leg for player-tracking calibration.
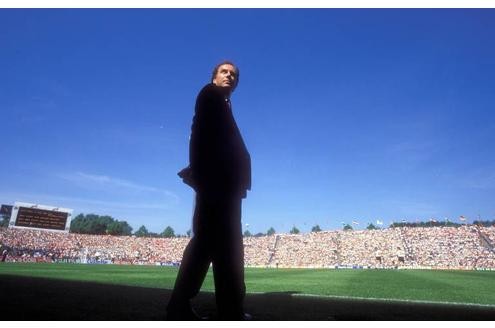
[210,196,246,318]
[167,193,246,319]
[167,196,211,310]
[167,237,211,309]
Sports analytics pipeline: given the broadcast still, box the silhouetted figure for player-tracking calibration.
[1,248,7,262]
[167,61,251,320]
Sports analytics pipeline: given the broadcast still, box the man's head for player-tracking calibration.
[211,61,239,95]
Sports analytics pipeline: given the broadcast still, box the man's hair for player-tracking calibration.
[211,61,240,89]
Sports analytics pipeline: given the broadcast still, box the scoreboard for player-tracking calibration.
[9,202,73,233]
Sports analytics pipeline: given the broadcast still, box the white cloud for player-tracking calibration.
[0,191,171,211]
[58,171,179,202]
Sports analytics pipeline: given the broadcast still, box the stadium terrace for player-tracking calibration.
[1,225,495,270]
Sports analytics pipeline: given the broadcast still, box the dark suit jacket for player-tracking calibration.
[189,83,251,198]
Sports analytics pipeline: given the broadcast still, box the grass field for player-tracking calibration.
[1,262,495,307]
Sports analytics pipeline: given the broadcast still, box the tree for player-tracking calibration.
[89,214,114,234]
[120,221,133,235]
[135,225,149,237]
[367,223,377,230]
[343,224,353,231]
[266,227,276,236]
[473,219,495,227]
[290,226,300,234]
[69,213,89,233]
[254,232,265,237]
[186,229,192,238]
[70,213,116,235]
[106,221,122,235]
[389,220,463,229]
[107,220,133,236]
[243,230,252,237]
[161,226,175,238]
[311,225,322,232]
[70,213,134,236]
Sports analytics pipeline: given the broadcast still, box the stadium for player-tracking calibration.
[2,223,495,320]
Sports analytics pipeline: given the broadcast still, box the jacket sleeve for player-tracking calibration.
[189,85,226,192]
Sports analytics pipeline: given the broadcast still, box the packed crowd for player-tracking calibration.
[401,225,495,269]
[243,234,277,266]
[338,228,406,268]
[1,225,495,269]
[480,226,495,246]
[0,228,189,265]
[270,231,340,268]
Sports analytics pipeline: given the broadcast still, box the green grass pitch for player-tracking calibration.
[1,263,495,306]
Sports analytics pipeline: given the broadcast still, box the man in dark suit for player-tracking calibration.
[166,61,251,320]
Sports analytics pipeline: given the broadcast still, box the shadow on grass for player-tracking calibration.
[1,274,494,320]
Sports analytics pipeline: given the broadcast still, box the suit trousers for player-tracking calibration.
[168,192,246,317]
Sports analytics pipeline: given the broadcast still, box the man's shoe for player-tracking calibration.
[166,306,203,320]
[217,312,253,321]
[241,312,253,320]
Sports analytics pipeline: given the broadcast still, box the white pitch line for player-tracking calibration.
[291,293,495,309]
[195,289,495,308]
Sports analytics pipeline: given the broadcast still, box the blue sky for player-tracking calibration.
[1,9,494,235]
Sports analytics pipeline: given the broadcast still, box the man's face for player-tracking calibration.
[212,64,238,92]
